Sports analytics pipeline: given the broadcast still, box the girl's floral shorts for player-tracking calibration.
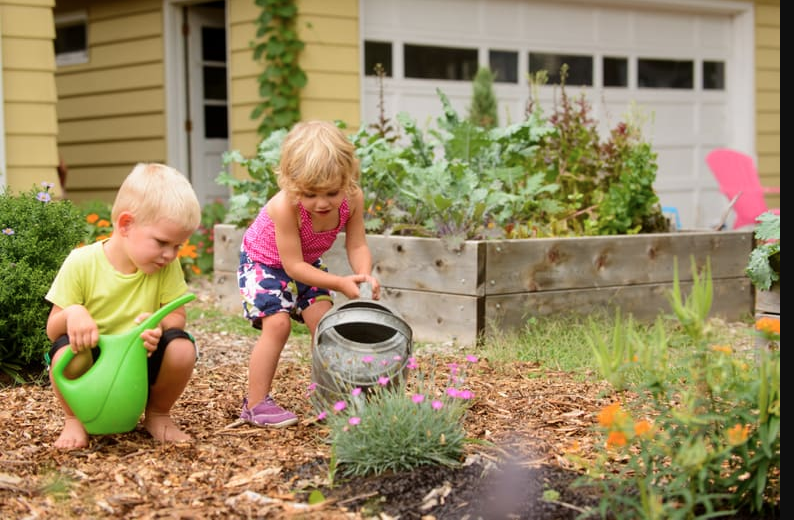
[237,249,332,329]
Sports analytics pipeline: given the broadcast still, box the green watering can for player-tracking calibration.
[52,293,196,435]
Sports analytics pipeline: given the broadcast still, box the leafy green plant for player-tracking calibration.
[308,354,480,477]
[745,211,780,291]
[222,69,668,248]
[251,0,307,138]
[217,129,285,228]
[576,257,780,518]
[0,183,85,381]
[468,66,498,128]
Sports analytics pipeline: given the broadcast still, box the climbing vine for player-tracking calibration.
[251,0,306,138]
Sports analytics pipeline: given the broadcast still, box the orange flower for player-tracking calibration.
[95,234,109,242]
[179,242,198,259]
[634,419,652,437]
[191,265,201,275]
[96,219,111,228]
[726,423,751,445]
[86,213,99,224]
[606,431,627,448]
[755,317,780,335]
[598,402,623,427]
[710,345,733,354]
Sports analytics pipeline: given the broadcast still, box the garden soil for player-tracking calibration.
[0,279,776,519]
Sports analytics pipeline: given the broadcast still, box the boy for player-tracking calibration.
[46,163,201,449]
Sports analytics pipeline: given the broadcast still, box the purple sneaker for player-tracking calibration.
[240,396,298,428]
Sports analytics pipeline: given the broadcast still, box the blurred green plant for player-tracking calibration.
[1,183,85,382]
[745,211,780,291]
[575,256,780,518]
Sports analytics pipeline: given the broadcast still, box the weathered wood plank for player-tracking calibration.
[212,225,756,346]
[485,231,753,294]
[484,277,753,333]
[334,288,482,347]
[325,234,485,296]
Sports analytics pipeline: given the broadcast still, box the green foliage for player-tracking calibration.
[223,70,667,246]
[251,0,307,138]
[745,211,780,291]
[311,355,480,477]
[468,66,498,128]
[0,184,85,380]
[217,129,285,228]
[577,258,780,518]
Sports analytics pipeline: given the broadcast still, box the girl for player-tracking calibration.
[237,121,380,427]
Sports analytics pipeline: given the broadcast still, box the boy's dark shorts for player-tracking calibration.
[46,328,196,385]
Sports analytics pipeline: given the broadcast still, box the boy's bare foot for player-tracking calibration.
[143,412,191,443]
[54,416,89,450]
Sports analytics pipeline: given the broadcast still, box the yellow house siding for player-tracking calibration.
[754,0,780,207]
[54,0,166,205]
[1,0,60,194]
[227,0,361,173]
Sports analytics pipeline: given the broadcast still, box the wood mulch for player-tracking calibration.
[0,278,762,519]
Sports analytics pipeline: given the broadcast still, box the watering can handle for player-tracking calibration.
[358,282,373,300]
[52,293,197,372]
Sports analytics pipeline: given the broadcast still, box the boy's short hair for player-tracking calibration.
[111,163,201,231]
[276,120,360,198]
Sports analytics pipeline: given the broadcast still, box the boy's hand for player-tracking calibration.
[135,313,162,356]
[64,305,99,352]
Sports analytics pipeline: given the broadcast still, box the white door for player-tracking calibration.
[187,4,229,207]
[361,0,755,229]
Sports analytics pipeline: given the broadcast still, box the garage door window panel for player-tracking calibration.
[404,44,478,80]
[703,61,725,90]
[529,53,592,86]
[638,59,693,89]
[603,57,628,88]
[365,41,393,77]
[489,50,518,83]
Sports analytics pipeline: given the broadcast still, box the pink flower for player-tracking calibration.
[458,390,473,400]
[351,387,363,397]
[348,417,361,425]
[362,355,374,363]
[317,411,328,420]
[447,388,459,398]
[378,376,390,386]
[447,363,459,375]
[432,400,444,410]
[334,401,346,412]
[412,394,425,403]
[466,354,479,363]
[407,357,419,369]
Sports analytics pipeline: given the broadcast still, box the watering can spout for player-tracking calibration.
[52,293,197,434]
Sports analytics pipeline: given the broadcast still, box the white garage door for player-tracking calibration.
[361,0,756,229]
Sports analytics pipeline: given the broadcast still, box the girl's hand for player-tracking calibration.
[339,274,381,300]
[135,313,162,356]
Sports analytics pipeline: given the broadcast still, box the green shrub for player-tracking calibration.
[0,184,85,381]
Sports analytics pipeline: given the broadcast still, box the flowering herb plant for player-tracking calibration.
[307,354,481,479]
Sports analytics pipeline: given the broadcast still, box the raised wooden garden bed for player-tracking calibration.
[213,224,754,346]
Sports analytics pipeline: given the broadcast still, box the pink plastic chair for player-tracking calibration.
[706,148,780,229]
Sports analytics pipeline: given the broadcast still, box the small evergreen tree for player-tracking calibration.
[467,67,498,128]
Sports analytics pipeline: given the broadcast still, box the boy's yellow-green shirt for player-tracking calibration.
[45,240,188,335]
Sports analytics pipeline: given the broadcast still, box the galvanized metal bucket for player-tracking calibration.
[310,284,413,411]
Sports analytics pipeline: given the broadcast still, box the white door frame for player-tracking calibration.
[163,0,230,203]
